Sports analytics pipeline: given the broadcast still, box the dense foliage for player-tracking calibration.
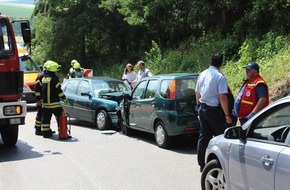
[31,0,289,98]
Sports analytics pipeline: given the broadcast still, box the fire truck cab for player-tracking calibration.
[0,15,29,146]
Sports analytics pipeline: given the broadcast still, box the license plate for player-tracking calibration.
[10,118,21,124]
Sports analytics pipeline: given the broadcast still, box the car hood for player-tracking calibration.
[98,92,129,104]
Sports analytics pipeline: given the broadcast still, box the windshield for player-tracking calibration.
[0,17,14,58]
[92,80,131,96]
[19,55,41,72]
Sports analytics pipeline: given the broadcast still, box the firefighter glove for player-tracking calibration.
[63,99,68,105]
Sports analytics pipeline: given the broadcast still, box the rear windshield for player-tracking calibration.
[160,78,197,99]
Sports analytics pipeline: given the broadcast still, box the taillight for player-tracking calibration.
[169,80,176,99]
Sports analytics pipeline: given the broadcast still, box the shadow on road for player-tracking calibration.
[0,140,43,162]
[124,130,197,154]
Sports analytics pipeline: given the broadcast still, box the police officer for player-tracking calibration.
[34,61,51,135]
[70,62,84,78]
[195,53,232,172]
[41,60,67,138]
[234,62,269,125]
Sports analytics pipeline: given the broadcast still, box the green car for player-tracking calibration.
[61,77,131,130]
[121,73,200,148]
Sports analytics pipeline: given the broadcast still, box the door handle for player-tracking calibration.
[134,103,141,108]
[261,155,274,166]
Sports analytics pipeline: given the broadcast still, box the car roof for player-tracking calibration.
[66,77,123,82]
[142,73,199,80]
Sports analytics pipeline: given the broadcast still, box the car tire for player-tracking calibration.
[95,110,109,130]
[155,121,172,149]
[201,159,226,190]
[0,125,19,147]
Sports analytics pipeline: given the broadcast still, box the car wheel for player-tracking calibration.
[95,110,109,130]
[0,125,18,147]
[201,159,226,190]
[155,121,171,148]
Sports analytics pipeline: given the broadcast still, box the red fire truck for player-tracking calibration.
[0,15,30,146]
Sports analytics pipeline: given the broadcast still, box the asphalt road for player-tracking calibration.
[0,105,201,190]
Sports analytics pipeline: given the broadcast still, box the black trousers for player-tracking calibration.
[34,105,43,130]
[197,104,227,168]
[41,107,62,132]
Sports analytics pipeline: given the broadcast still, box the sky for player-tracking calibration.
[0,0,36,4]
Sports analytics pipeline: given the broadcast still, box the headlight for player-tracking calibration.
[4,105,23,116]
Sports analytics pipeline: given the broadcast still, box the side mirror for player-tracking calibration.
[224,126,243,139]
[21,22,31,44]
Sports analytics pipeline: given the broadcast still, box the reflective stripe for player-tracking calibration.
[35,92,41,96]
[41,124,51,131]
[42,102,61,108]
[241,100,254,105]
[56,82,61,88]
[58,92,64,97]
[42,77,51,104]
[35,120,42,127]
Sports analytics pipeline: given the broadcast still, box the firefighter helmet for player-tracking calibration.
[73,62,81,69]
[46,60,61,72]
[71,59,78,65]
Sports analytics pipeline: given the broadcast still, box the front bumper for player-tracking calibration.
[0,101,26,125]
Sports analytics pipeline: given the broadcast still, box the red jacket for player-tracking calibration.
[238,75,269,118]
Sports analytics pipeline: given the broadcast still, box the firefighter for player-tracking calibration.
[70,62,84,78]
[41,61,68,138]
[66,59,78,79]
[34,61,52,135]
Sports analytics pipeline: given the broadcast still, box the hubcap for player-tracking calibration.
[97,112,105,128]
[205,168,226,190]
[156,125,165,145]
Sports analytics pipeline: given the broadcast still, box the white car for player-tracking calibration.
[202,96,290,190]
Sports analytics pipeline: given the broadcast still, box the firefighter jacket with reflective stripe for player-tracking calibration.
[41,72,66,108]
[35,72,45,101]
[238,75,269,118]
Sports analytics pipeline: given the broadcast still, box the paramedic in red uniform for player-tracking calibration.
[234,62,269,125]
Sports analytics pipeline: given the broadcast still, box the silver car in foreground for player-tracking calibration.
[201,96,290,190]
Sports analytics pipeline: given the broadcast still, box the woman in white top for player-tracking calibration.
[122,63,137,89]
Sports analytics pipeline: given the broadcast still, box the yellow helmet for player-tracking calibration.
[73,62,81,69]
[71,59,78,65]
[46,60,61,72]
[43,60,51,70]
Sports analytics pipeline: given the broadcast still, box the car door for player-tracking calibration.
[74,80,92,122]
[136,79,158,131]
[128,80,147,129]
[228,103,290,190]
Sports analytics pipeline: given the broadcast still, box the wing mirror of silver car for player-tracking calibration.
[224,126,244,140]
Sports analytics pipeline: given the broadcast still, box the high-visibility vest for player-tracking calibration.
[238,75,269,118]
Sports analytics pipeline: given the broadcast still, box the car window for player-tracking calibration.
[160,80,170,98]
[249,104,290,143]
[77,80,90,95]
[145,80,158,99]
[20,56,41,73]
[132,81,147,99]
[160,78,197,99]
[64,80,79,95]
